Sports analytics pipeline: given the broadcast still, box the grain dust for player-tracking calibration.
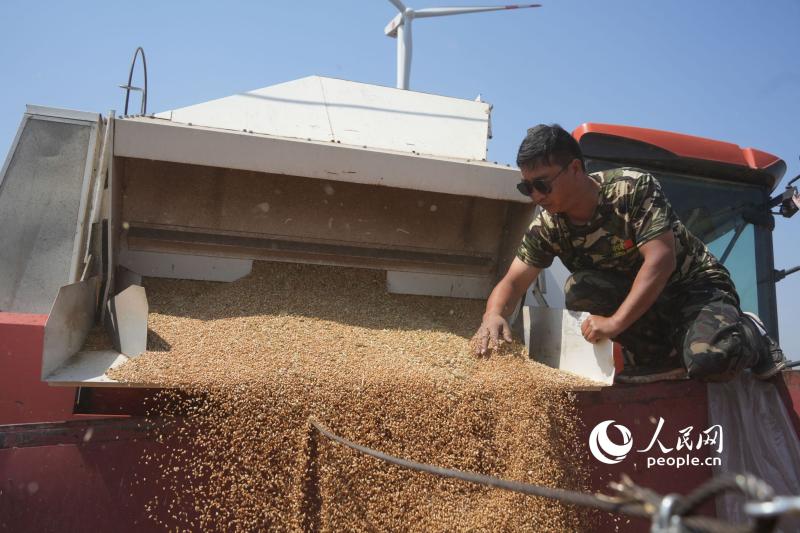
[108,261,595,531]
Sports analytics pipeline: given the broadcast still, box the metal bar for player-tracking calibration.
[776,265,800,282]
[126,225,495,268]
[82,113,115,279]
[68,115,103,282]
[100,121,117,325]
[718,221,747,265]
[0,417,150,449]
[122,47,147,115]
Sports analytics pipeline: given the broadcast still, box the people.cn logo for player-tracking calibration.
[589,420,633,464]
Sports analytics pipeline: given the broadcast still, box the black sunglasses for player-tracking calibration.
[516,164,569,197]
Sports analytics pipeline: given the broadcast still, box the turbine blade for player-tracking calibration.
[387,0,407,13]
[414,4,541,18]
[384,12,403,37]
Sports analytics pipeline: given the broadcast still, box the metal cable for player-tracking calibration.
[309,417,649,517]
[308,417,773,533]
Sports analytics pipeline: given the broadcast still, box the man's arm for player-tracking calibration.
[581,230,676,343]
[475,258,542,354]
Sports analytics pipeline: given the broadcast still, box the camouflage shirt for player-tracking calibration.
[515,167,734,294]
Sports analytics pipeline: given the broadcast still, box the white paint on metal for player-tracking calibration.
[100,118,116,324]
[119,248,253,282]
[68,113,102,282]
[26,105,102,123]
[524,306,614,385]
[44,350,130,387]
[152,76,491,160]
[386,270,492,299]
[107,285,148,357]
[41,277,98,380]
[84,113,114,283]
[115,118,527,203]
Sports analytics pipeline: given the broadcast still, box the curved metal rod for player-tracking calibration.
[122,47,148,115]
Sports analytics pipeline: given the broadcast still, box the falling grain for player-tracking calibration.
[108,261,594,531]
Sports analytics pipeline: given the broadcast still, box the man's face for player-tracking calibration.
[519,160,574,213]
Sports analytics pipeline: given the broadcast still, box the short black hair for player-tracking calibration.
[516,124,584,171]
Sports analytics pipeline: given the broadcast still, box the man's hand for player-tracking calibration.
[581,314,622,344]
[474,313,513,355]
[475,257,540,356]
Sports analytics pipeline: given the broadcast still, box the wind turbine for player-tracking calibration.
[385,1,541,90]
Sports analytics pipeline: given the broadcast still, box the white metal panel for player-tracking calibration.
[156,77,334,143]
[107,285,148,357]
[26,105,102,123]
[44,350,130,386]
[320,77,490,159]
[154,76,491,160]
[81,112,114,281]
[41,277,98,379]
[120,248,253,282]
[114,118,527,203]
[386,271,492,299]
[524,307,614,385]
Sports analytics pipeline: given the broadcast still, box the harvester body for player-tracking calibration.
[1,78,798,531]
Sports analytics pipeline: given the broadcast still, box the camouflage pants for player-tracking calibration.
[563,270,761,381]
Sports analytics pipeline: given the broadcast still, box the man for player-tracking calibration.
[474,124,786,382]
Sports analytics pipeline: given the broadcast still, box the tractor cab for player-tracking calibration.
[572,123,791,339]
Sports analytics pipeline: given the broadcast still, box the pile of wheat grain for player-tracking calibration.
[109,261,595,531]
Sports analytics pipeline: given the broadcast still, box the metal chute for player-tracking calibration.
[0,77,533,387]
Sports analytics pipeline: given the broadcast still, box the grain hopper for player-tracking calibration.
[0,76,534,388]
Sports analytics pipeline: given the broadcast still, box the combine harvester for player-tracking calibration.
[2,3,800,531]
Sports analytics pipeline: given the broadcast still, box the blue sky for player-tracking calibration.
[1,1,798,360]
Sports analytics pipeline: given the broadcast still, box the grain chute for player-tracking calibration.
[0,77,533,387]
